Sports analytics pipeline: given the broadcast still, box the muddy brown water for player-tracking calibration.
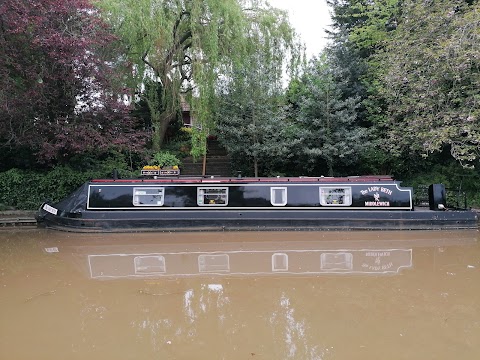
[0,229,479,359]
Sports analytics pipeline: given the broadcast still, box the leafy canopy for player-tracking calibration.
[95,0,299,156]
[375,0,480,165]
[296,52,368,176]
[0,0,144,163]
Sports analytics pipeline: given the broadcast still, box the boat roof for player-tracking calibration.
[90,175,396,184]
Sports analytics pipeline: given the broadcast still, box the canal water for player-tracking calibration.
[0,229,479,359]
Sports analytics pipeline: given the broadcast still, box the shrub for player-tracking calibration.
[148,151,182,168]
[0,152,137,210]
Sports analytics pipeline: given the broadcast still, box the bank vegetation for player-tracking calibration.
[1,0,480,209]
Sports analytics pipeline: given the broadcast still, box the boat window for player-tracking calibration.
[134,255,166,274]
[319,187,352,206]
[198,254,230,272]
[197,187,228,206]
[271,187,287,206]
[320,252,353,271]
[133,187,165,206]
[272,253,289,271]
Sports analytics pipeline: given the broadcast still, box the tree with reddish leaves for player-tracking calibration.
[0,0,146,166]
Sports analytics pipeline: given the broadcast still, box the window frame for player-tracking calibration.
[134,255,166,274]
[272,253,289,272]
[198,254,230,272]
[319,187,352,206]
[270,187,288,206]
[197,187,229,206]
[132,187,165,207]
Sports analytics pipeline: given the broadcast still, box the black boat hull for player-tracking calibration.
[37,208,478,232]
[36,177,478,232]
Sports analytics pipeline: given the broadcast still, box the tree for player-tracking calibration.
[375,0,480,165]
[95,0,299,157]
[327,0,400,56]
[212,2,300,177]
[0,0,144,164]
[216,62,294,177]
[325,0,402,128]
[295,53,367,176]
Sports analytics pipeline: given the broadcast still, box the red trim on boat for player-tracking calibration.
[90,175,394,184]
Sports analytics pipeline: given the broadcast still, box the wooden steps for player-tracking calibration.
[181,139,231,176]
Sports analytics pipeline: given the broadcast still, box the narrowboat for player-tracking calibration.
[36,174,478,232]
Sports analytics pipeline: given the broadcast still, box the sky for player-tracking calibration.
[267,0,332,59]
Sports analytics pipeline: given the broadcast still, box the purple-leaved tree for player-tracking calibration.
[0,0,146,164]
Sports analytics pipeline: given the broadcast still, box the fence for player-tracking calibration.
[413,185,468,210]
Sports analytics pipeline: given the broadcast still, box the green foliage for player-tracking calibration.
[215,44,296,176]
[0,167,92,210]
[96,0,300,155]
[190,128,208,160]
[179,127,193,139]
[148,152,181,168]
[68,151,130,172]
[162,141,192,159]
[328,0,400,54]
[400,161,480,208]
[0,154,139,210]
[326,0,480,172]
[349,0,399,52]
[4,0,480,191]
[374,0,480,165]
[213,4,300,176]
[294,52,368,176]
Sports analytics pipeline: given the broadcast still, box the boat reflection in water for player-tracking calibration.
[87,245,412,279]
[42,230,478,280]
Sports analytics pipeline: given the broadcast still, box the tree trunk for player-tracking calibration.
[253,107,258,177]
[152,112,175,152]
[328,161,333,177]
[151,117,162,152]
[202,151,207,176]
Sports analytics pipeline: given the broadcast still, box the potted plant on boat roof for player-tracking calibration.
[141,151,182,176]
[149,151,181,168]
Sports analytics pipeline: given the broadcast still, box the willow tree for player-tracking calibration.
[213,2,301,176]
[95,0,298,157]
